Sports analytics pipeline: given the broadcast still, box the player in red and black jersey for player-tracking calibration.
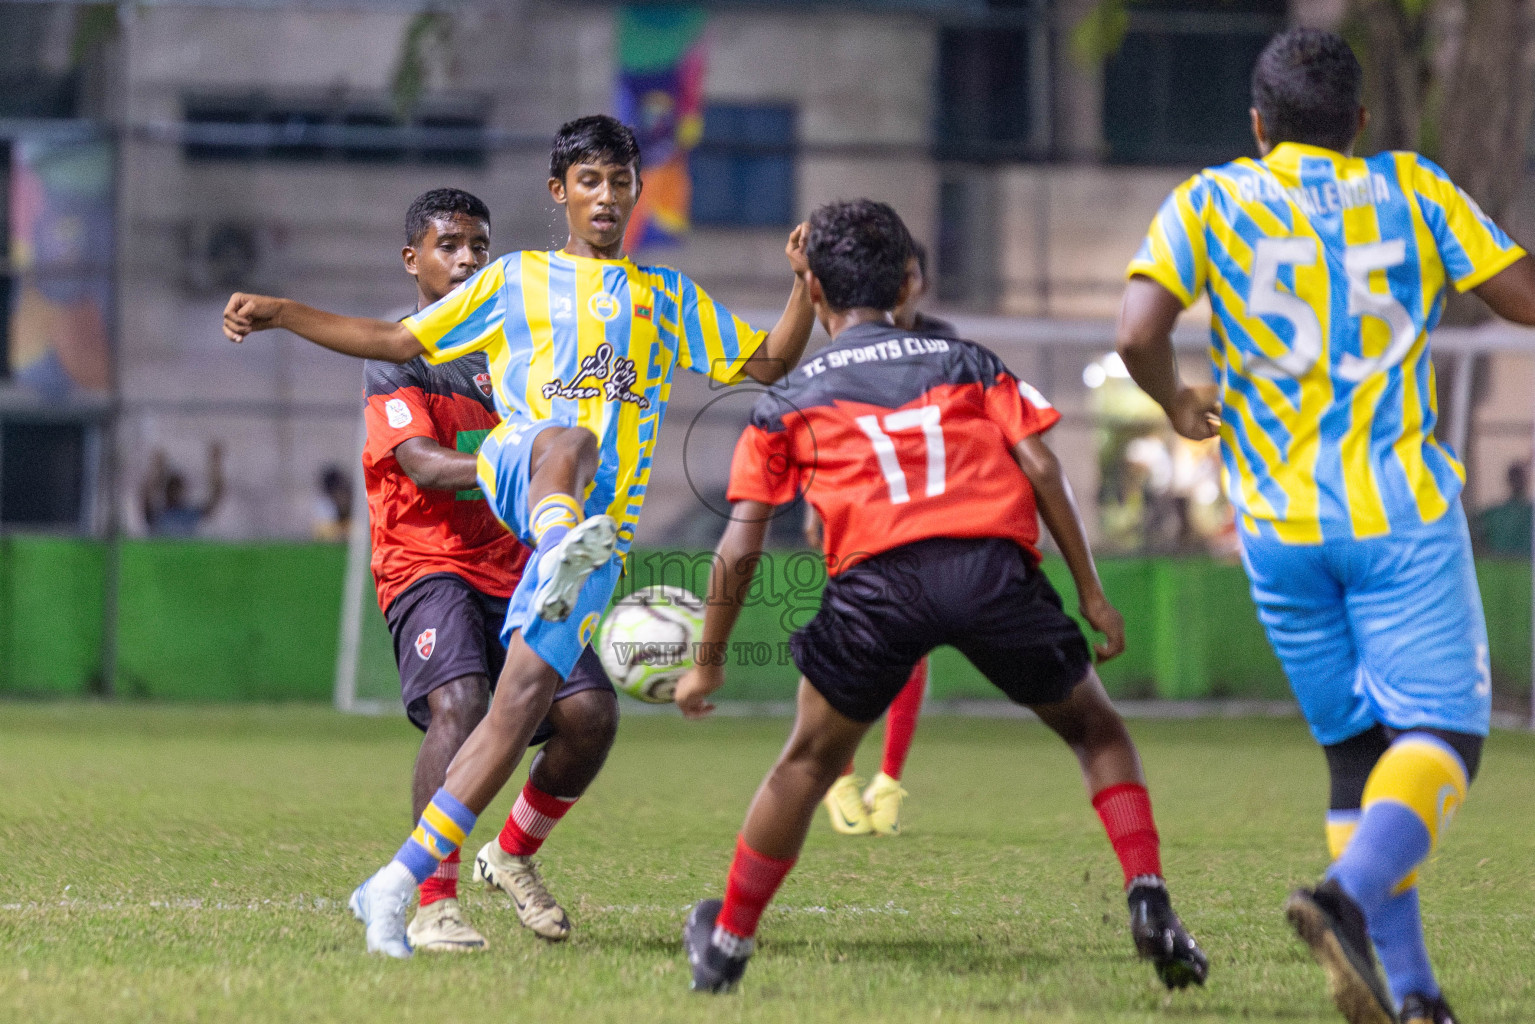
[807,241,949,838]
[364,189,617,952]
[675,200,1208,994]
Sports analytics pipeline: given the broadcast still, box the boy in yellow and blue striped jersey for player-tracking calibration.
[223,115,816,959]
[1118,29,1535,1024]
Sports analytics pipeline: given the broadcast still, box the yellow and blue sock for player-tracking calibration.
[394,788,477,885]
[1325,732,1467,915]
[1327,809,1437,1004]
[530,494,582,554]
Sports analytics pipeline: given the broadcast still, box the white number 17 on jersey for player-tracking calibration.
[855,406,946,504]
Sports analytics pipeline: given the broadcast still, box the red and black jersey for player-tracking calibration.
[364,352,527,612]
[727,321,1060,574]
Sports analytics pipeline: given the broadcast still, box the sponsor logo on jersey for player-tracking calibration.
[635,303,653,321]
[414,628,436,660]
[385,397,413,428]
[540,342,651,409]
[552,295,574,320]
[474,372,493,398]
[588,292,621,322]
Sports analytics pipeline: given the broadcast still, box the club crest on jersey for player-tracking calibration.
[414,628,436,660]
[540,342,651,409]
[474,372,493,398]
[588,292,621,322]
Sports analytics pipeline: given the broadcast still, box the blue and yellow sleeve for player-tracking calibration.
[403,256,511,365]
[1411,157,1526,291]
[676,272,768,385]
[1126,174,1211,308]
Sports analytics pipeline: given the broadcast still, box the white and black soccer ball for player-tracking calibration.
[597,585,706,704]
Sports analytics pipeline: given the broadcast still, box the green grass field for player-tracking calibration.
[1,704,1532,1023]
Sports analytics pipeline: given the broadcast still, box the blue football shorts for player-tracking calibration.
[1239,502,1491,746]
[476,417,622,678]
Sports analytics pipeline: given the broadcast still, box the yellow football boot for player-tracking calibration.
[823,774,874,835]
[863,772,908,836]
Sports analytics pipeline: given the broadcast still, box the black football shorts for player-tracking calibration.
[385,572,613,739]
[790,537,1092,723]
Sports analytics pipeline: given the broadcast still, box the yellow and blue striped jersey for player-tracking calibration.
[404,249,767,550]
[1129,142,1525,544]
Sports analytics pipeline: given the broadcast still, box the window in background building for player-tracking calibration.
[1103,0,1285,165]
[935,0,1048,162]
[935,172,1001,308]
[690,104,796,228]
[0,3,80,121]
[0,419,88,529]
[182,93,489,168]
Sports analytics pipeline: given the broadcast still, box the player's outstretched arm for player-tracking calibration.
[1012,436,1125,662]
[673,502,772,718]
[741,223,815,384]
[1472,254,1535,326]
[1116,276,1221,441]
[222,293,425,363]
[394,437,480,492]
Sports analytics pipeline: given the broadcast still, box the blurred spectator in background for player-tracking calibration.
[141,443,224,537]
[313,465,353,542]
[1474,460,1532,557]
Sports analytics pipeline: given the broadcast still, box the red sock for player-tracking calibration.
[841,762,855,777]
[881,658,926,781]
[718,834,796,940]
[418,848,459,907]
[498,781,577,857]
[1092,782,1162,887]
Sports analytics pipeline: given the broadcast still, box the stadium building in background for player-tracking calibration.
[1,0,1532,544]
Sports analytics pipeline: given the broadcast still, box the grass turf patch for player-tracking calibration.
[1,703,1532,1023]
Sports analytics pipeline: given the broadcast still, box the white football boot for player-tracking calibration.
[532,514,617,622]
[348,861,416,958]
[406,897,489,953]
[475,840,572,941]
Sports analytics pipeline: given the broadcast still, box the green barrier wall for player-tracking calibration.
[0,537,1530,703]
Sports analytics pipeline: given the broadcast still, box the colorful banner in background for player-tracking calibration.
[8,138,114,401]
[615,5,708,251]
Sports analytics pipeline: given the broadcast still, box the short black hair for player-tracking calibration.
[549,115,642,183]
[1252,28,1363,152]
[806,200,912,312]
[405,187,490,246]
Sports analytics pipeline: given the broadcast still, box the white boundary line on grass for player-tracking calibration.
[340,695,1528,731]
[0,897,911,918]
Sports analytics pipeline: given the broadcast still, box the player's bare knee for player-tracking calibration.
[552,688,619,759]
[535,425,600,476]
[427,676,491,740]
[486,677,552,733]
[780,732,853,789]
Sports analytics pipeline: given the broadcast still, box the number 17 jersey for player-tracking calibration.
[726,321,1060,574]
[1129,142,1524,545]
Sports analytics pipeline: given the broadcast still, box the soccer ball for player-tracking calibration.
[597,585,706,704]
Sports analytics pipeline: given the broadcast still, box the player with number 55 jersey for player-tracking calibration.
[1120,29,1535,1024]
[1127,96,1522,545]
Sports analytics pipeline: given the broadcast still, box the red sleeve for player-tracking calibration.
[984,374,1061,446]
[726,424,798,506]
[363,386,437,467]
